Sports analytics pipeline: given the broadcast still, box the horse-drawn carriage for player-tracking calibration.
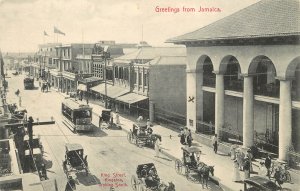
[127,123,161,148]
[62,143,89,176]
[99,109,122,129]
[7,103,27,122]
[175,147,215,188]
[131,163,175,191]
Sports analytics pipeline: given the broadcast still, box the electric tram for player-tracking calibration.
[61,98,93,132]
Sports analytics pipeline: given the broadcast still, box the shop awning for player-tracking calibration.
[77,84,87,91]
[107,86,129,99]
[90,84,129,99]
[116,93,148,104]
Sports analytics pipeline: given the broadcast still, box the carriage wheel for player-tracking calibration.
[285,171,292,183]
[175,160,182,174]
[282,171,292,183]
[184,165,190,178]
[131,175,138,191]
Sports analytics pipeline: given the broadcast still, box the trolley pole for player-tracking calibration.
[104,56,107,108]
[102,48,110,109]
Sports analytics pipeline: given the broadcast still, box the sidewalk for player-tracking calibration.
[59,93,300,191]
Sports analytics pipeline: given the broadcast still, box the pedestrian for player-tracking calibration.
[110,111,114,125]
[243,156,251,180]
[187,130,192,147]
[80,91,83,101]
[179,127,186,145]
[99,114,102,129]
[247,149,254,173]
[155,138,161,157]
[212,134,218,154]
[274,168,283,188]
[137,115,143,123]
[115,112,120,125]
[265,154,272,178]
[147,119,151,128]
[230,144,237,160]
[232,159,242,182]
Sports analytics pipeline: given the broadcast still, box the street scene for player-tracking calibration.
[1,0,300,191]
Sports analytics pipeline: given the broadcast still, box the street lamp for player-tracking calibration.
[101,46,110,109]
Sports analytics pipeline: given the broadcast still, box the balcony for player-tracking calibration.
[203,76,215,87]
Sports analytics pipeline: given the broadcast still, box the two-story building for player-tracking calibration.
[90,41,136,105]
[31,43,61,80]
[112,47,186,122]
[51,43,94,93]
[167,0,300,161]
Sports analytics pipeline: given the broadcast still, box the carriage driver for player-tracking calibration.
[145,166,159,188]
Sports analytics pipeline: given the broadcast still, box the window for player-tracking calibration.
[115,67,118,78]
[134,72,137,84]
[144,73,148,87]
[138,72,142,85]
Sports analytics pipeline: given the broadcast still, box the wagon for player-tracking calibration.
[131,163,175,191]
[127,123,161,148]
[62,143,89,176]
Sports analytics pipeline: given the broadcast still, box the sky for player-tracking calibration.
[0,0,260,53]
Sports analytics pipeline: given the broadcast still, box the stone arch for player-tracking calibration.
[219,55,242,91]
[196,55,214,71]
[248,55,277,75]
[286,56,300,79]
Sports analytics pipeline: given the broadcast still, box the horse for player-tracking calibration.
[197,162,214,188]
[158,181,175,191]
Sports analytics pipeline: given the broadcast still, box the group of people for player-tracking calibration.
[231,148,253,182]
[179,127,192,147]
[40,81,51,92]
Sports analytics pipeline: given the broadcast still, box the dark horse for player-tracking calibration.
[158,182,175,191]
[197,162,214,188]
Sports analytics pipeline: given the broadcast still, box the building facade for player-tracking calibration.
[50,43,94,93]
[168,0,300,161]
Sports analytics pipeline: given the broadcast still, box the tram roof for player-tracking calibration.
[62,98,92,110]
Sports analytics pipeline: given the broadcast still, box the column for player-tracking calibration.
[142,68,144,92]
[186,69,198,132]
[149,101,155,122]
[215,73,224,137]
[243,75,254,148]
[278,79,292,161]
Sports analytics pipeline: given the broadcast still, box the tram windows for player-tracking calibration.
[73,110,91,119]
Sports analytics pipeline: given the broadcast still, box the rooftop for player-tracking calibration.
[167,0,300,43]
[115,47,186,61]
[146,56,186,66]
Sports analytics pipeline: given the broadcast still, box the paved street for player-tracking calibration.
[6,72,223,191]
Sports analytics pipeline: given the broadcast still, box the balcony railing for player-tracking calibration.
[224,80,243,92]
[254,83,280,98]
[64,69,78,74]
